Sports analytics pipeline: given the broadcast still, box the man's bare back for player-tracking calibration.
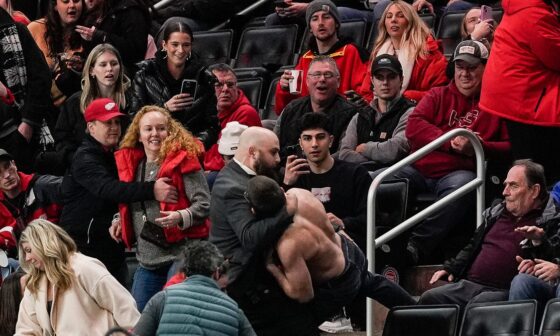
[267,188,346,302]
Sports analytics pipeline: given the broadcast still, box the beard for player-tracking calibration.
[254,158,280,183]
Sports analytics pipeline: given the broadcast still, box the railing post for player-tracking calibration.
[366,128,485,336]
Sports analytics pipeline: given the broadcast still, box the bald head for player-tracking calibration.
[235,127,280,174]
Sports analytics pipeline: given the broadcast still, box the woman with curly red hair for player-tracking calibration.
[112,105,210,311]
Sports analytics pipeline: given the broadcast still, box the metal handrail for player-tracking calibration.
[366,128,486,336]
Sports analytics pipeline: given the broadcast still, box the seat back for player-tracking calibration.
[420,12,436,30]
[192,29,234,66]
[383,304,460,336]
[339,19,368,48]
[233,25,299,70]
[436,10,468,59]
[540,298,560,336]
[261,76,280,121]
[459,300,536,336]
[237,77,263,109]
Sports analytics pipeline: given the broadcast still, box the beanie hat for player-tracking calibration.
[305,0,341,27]
[218,122,248,156]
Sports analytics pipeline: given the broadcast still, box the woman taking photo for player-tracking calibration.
[356,0,447,103]
[131,21,218,150]
[112,105,210,311]
[28,0,86,106]
[14,219,140,335]
[52,43,132,174]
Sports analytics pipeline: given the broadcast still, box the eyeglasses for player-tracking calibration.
[214,81,237,89]
[307,71,336,80]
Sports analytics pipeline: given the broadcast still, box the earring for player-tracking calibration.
[186,51,191,61]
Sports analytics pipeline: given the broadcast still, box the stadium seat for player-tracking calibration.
[237,77,264,109]
[540,298,560,336]
[261,76,280,121]
[340,19,368,48]
[436,10,468,59]
[420,12,436,30]
[232,25,299,71]
[459,300,537,336]
[192,29,234,66]
[382,304,460,336]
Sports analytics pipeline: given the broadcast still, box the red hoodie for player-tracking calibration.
[480,0,560,126]
[203,90,261,171]
[406,82,510,178]
[358,36,448,104]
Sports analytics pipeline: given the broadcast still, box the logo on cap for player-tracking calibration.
[105,102,116,110]
[321,4,330,13]
[378,58,391,65]
[458,45,476,55]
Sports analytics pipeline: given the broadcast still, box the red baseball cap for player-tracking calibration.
[84,98,125,122]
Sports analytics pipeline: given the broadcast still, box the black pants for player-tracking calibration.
[506,120,560,185]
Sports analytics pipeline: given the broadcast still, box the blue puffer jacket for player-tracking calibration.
[157,275,253,336]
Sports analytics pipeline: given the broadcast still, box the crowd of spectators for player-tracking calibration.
[0,0,559,334]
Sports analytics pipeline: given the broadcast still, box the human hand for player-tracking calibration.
[515,226,545,241]
[108,215,122,242]
[516,255,535,274]
[283,155,309,186]
[412,0,434,14]
[356,143,368,154]
[165,93,194,112]
[327,212,344,226]
[279,70,294,91]
[155,210,181,228]
[345,90,368,107]
[285,2,309,17]
[533,259,560,282]
[18,122,33,142]
[429,270,454,284]
[0,81,7,98]
[471,19,494,41]
[154,177,178,203]
[450,135,474,156]
[75,25,96,41]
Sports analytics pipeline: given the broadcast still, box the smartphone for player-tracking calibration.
[285,144,305,159]
[480,5,493,21]
[273,0,289,8]
[181,79,198,99]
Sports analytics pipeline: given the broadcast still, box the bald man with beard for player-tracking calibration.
[209,127,317,335]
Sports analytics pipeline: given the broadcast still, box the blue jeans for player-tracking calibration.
[509,273,560,320]
[1,258,19,281]
[394,166,476,258]
[132,261,180,312]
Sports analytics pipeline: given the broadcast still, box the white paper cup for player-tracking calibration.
[289,70,303,94]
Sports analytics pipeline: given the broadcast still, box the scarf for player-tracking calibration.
[377,39,415,94]
[0,22,27,109]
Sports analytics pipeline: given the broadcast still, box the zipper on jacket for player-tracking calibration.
[534,87,546,112]
[86,218,93,244]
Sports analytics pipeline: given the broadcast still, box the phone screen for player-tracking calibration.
[181,79,198,99]
[480,5,493,21]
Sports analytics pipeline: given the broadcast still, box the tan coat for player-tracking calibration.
[15,253,140,336]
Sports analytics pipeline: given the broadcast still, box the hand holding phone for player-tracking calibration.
[273,0,289,8]
[480,5,493,22]
[181,79,198,99]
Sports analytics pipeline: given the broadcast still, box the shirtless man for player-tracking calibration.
[246,176,415,322]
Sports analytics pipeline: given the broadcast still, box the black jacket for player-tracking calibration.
[131,51,219,149]
[444,196,560,279]
[277,94,357,159]
[356,97,415,145]
[59,134,154,271]
[85,0,150,75]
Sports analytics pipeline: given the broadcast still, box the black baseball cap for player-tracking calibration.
[0,149,13,162]
[371,54,403,77]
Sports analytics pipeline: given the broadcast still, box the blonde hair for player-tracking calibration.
[373,0,432,60]
[18,219,77,295]
[119,105,203,162]
[80,44,131,113]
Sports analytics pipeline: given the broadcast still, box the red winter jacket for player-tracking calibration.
[406,82,510,178]
[115,147,209,249]
[480,0,560,126]
[203,90,261,171]
[274,40,368,114]
[0,173,61,249]
[358,36,448,104]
